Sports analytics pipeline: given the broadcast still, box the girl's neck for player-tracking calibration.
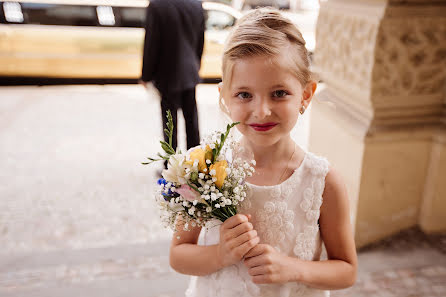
[241,136,297,168]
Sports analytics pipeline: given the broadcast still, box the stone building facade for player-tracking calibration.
[311,0,446,247]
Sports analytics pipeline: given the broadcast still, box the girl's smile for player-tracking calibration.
[249,122,278,132]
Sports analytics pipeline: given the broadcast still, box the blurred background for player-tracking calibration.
[1,0,445,296]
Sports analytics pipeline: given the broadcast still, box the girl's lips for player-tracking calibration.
[249,123,278,132]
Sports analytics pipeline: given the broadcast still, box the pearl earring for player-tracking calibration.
[300,105,306,115]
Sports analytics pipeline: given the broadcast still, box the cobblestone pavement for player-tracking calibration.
[1,85,444,297]
[332,228,446,297]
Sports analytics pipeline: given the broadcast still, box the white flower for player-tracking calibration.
[251,160,256,166]
[188,207,195,215]
[162,154,189,184]
[209,169,216,176]
[199,173,205,179]
[206,159,211,164]
[215,204,220,208]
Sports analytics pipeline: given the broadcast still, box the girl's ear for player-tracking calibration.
[302,80,317,106]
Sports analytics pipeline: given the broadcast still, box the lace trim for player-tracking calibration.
[256,201,295,249]
[293,153,330,260]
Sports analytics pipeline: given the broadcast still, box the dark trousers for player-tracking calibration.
[160,88,200,153]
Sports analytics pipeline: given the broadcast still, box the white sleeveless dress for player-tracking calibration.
[185,152,330,297]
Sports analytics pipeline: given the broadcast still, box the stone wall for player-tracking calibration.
[311,0,446,247]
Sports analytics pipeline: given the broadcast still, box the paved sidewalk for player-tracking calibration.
[333,228,446,297]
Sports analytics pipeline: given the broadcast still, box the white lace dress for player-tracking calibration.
[185,152,330,297]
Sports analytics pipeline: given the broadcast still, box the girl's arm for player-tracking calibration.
[170,214,260,276]
[243,167,357,290]
[296,167,357,289]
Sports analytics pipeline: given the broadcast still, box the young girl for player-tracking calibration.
[169,8,357,297]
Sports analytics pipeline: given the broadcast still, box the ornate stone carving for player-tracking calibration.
[314,8,380,90]
[372,17,446,97]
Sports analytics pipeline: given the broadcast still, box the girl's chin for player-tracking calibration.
[243,134,284,147]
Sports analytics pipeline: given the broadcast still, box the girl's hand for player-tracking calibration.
[217,214,260,268]
[243,243,300,284]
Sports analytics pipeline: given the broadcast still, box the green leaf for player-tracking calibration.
[160,141,175,155]
[165,110,175,150]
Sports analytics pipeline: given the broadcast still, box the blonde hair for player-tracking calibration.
[219,8,313,114]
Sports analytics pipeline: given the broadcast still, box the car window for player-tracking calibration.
[114,6,145,28]
[97,5,115,26]
[205,9,235,31]
[3,2,98,26]
[2,1,24,23]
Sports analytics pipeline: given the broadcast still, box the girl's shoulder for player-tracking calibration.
[300,151,331,178]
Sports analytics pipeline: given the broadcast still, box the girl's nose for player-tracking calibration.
[253,98,272,119]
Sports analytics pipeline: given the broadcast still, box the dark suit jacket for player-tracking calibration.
[141,0,205,96]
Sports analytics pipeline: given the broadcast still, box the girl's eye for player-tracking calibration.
[272,90,288,98]
[236,92,252,100]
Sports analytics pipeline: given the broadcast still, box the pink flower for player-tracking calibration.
[176,185,201,202]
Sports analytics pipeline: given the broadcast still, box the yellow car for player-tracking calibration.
[0,0,242,81]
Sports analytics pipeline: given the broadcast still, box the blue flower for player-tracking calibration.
[157,178,167,185]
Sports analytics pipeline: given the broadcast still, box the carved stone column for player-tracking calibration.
[311,0,446,247]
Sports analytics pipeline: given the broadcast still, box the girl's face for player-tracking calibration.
[222,53,313,148]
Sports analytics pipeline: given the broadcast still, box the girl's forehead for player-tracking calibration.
[227,54,301,89]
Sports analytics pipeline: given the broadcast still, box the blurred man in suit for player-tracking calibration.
[140,0,204,152]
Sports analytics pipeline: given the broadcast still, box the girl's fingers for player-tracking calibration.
[244,243,267,259]
[248,264,270,276]
[234,236,260,257]
[243,253,269,268]
[228,230,257,250]
[227,221,253,239]
[222,214,248,230]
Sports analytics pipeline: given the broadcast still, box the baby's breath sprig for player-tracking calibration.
[142,110,178,165]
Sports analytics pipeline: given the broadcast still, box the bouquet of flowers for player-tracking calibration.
[143,111,255,231]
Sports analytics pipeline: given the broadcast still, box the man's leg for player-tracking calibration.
[181,88,200,149]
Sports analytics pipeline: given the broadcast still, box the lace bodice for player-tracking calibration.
[185,152,330,297]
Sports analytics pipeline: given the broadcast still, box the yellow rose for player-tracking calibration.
[209,160,228,189]
[187,145,213,173]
